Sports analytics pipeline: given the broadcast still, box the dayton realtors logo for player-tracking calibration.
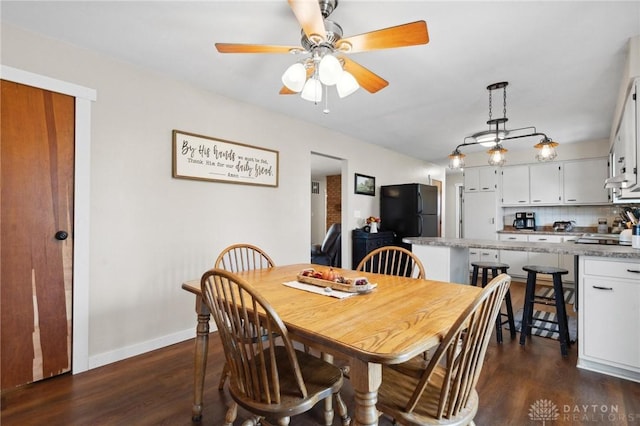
[529,399,560,424]
[529,399,637,423]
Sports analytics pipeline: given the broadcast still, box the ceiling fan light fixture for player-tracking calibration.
[281,62,307,92]
[318,53,342,86]
[336,70,359,98]
[534,138,559,162]
[301,77,323,102]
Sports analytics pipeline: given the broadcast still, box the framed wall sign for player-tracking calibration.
[354,173,375,196]
[172,130,279,187]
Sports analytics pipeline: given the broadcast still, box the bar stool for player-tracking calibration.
[470,261,516,343]
[520,265,571,357]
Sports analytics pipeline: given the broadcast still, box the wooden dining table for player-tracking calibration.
[181,263,482,426]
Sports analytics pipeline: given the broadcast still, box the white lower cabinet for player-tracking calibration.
[527,235,561,270]
[498,234,528,277]
[468,248,499,272]
[578,257,640,382]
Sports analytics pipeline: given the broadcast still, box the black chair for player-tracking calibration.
[311,223,341,267]
[520,265,571,357]
[470,261,516,343]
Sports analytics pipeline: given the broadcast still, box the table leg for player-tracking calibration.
[191,298,210,422]
[349,358,382,426]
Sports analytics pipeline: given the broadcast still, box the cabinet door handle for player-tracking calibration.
[627,269,640,274]
[592,286,613,291]
[537,238,547,241]
[567,199,577,202]
[532,199,541,203]
[481,187,490,190]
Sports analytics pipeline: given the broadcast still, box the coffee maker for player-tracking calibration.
[513,212,536,230]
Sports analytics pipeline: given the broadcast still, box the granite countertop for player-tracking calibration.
[403,237,640,259]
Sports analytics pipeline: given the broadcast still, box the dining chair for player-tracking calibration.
[376,273,511,425]
[214,243,276,390]
[201,268,350,426]
[214,243,275,273]
[356,246,426,279]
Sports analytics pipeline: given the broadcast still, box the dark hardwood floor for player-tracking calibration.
[2,281,639,425]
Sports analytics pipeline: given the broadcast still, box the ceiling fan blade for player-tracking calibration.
[340,56,388,94]
[288,0,326,43]
[215,43,301,54]
[279,86,297,95]
[337,21,429,53]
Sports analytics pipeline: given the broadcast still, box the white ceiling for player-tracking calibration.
[3,1,639,167]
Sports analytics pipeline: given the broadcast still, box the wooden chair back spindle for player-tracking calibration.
[356,246,426,279]
[215,243,275,273]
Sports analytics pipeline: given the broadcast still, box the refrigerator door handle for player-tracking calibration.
[417,192,423,214]
[418,215,423,236]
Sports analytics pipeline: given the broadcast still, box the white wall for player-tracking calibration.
[1,24,444,367]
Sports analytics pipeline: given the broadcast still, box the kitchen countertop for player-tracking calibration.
[403,237,640,259]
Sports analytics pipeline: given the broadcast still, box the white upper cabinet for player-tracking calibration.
[500,165,530,205]
[464,167,497,192]
[609,80,639,201]
[500,158,610,206]
[530,163,562,205]
[564,158,610,204]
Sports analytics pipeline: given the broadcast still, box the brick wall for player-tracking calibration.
[326,174,341,229]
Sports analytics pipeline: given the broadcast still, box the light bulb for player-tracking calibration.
[301,77,322,103]
[318,54,342,86]
[534,139,559,162]
[487,145,507,166]
[281,63,306,93]
[336,71,359,98]
[448,150,465,170]
[536,144,557,161]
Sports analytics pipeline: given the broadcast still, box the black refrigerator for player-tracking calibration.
[380,183,439,238]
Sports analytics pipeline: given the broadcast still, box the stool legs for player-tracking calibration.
[552,273,571,357]
[520,269,571,357]
[471,264,515,343]
[519,271,537,345]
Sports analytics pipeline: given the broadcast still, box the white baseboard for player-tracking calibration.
[87,328,196,370]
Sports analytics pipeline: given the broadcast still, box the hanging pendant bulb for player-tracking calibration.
[301,77,322,103]
[448,149,466,170]
[534,138,559,162]
[487,144,507,166]
[281,62,306,93]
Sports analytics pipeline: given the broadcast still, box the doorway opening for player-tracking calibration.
[310,152,345,266]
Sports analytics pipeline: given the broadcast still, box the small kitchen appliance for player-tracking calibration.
[514,212,536,230]
[553,221,575,232]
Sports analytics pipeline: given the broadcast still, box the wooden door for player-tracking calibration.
[1,80,75,389]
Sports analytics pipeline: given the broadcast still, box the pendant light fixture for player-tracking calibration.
[448,81,559,169]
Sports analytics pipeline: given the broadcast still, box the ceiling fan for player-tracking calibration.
[214,0,429,101]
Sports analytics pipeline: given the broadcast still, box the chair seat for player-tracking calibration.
[229,346,343,418]
[470,261,509,270]
[378,364,478,425]
[523,265,568,275]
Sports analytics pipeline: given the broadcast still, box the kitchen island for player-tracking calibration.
[404,236,640,383]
